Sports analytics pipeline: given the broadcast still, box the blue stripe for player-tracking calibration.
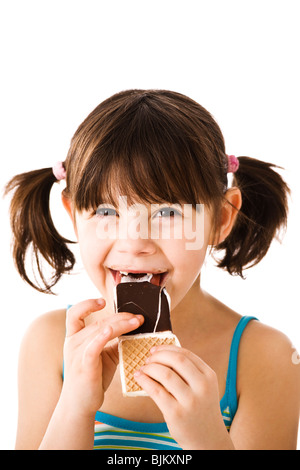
[94,429,176,443]
[95,411,169,433]
[93,438,180,450]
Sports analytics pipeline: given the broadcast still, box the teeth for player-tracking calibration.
[119,271,153,276]
[120,272,153,284]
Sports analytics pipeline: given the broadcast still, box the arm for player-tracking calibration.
[16,307,105,450]
[15,300,144,450]
[135,323,300,450]
[15,310,66,449]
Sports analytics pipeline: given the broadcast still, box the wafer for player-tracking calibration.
[118,331,180,396]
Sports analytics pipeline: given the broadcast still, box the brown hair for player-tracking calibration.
[4,89,290,293]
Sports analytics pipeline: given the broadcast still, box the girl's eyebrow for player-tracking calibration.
[97,199,193,209]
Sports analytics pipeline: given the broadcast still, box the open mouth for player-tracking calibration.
[109,269,169,287]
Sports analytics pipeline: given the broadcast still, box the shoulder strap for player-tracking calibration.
[224,316,258,417]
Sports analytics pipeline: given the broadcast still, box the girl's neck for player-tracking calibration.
[171,274,208,333]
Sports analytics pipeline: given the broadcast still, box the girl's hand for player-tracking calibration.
[61,298,144,417]
[134,345,234,450]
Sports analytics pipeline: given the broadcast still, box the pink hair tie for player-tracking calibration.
[227,154,239,173]
[52,161,66,181]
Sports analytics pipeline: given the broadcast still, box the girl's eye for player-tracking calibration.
[94,205,181,218]
[96,207,118,217]
[156,207,181,218]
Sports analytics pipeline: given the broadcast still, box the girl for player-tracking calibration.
[6,89,300,450]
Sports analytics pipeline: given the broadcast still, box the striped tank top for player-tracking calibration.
[91,315,258,450]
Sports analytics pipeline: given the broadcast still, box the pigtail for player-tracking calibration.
[4,167,75,294]
[215,156,290,277]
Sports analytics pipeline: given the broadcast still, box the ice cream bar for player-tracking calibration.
[115,280,180,397]
[114,281,172,335]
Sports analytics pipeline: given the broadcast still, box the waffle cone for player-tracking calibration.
[118,331,180,397]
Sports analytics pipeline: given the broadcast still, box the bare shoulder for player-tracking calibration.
[22,308,66,344]
[232,319,300,449]
[238,319,299,374]
[19,308,66,376]
[25,308,66,332]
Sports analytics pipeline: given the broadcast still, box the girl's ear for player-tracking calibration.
[216,188,242,244]
[61,193,78,238]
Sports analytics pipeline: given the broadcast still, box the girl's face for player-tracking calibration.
[70,195,214,313]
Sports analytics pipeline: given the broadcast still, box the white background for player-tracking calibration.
[0,0,299,450]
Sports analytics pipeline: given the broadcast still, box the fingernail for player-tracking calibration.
[134,370,142,377]
[150,346,157,354]
[97,298,105,305]
[129,317,140,325]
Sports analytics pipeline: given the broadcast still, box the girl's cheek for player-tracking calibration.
[77,227,111,282]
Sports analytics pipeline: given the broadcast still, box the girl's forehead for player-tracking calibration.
[97,193,185,212]
[92,167,190,208]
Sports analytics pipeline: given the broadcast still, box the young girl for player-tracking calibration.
[6,89,300,450]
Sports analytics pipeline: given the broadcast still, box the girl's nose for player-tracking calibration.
[115,236,157,256]
[112,206,157,255]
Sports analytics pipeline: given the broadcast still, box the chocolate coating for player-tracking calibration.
[114,281,172,335]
